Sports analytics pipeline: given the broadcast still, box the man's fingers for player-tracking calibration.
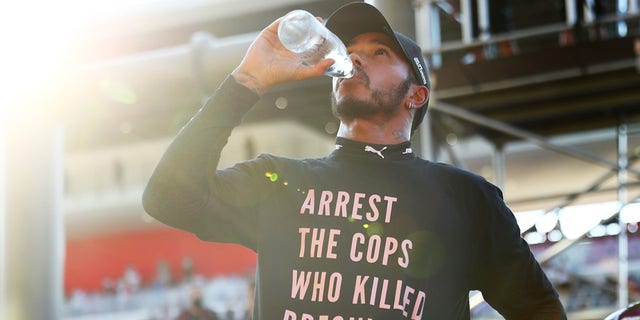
[297,58,335,79]
[318,59,336,75]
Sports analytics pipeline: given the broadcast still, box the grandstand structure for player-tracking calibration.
[2,0,640,319]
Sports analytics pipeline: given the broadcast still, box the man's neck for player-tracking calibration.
[336,119,411,145]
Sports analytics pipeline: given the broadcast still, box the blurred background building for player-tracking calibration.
[1,0,640,319]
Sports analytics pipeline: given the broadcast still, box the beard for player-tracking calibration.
[331,74,412,121]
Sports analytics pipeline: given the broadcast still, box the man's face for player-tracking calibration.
[331,32,413,121]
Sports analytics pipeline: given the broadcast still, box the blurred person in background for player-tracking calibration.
[143,2,566,319]
[177,287,220,320]
[182,256,195,283]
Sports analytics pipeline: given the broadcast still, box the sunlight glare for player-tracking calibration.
[0,0,162,116]
[1,1,82,115]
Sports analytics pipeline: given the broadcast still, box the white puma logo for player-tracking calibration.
[364,146,387,158]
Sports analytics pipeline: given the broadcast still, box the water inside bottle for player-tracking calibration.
[307,36,353,78]
[278,10,353,78]
[325,55,354,78]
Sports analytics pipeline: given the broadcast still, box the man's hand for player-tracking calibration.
[231,17,335,95]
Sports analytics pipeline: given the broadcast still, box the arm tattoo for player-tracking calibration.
[233,70,264,95]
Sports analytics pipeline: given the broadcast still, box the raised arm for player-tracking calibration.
[232,16,335,94]
[141,16,333,243]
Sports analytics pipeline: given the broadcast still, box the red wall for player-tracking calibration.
[64,227,257,294]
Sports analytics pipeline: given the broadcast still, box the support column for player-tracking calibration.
[365,0,415,37]
[414,0,442,69]
[420,76,437,161]
[617,122,629,308]
[414,0,433,49]
[630,0,639,14]
[461,0,474,43]
[0,115,6,320]
[493,144,506,190]
[420,109,436,161]
[565,0,577,26]
[619,0,631,37]
[476,0,490,40]
[3,116,65,320]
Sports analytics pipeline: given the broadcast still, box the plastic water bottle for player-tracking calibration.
[277,10,354,78]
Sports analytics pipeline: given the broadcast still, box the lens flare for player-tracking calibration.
[264,172,279,182]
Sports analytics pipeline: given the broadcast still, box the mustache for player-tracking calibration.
[352,66,370,86]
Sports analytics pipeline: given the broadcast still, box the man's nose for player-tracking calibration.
[349,52,365,68]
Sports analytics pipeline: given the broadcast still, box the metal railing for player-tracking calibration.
[413,0,640,68]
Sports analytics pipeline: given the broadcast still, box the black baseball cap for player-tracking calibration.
[325,1,431,133]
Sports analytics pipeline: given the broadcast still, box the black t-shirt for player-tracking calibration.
[143,76,566,320]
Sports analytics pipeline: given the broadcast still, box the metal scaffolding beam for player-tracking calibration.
[430,101,640,176]
[517,154,640,235]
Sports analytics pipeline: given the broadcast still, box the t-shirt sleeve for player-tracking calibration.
[143,75,267,251]
[474,183,567,319]
[191,154,276,250]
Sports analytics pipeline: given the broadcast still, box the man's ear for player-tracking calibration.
[410,85,429,108]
